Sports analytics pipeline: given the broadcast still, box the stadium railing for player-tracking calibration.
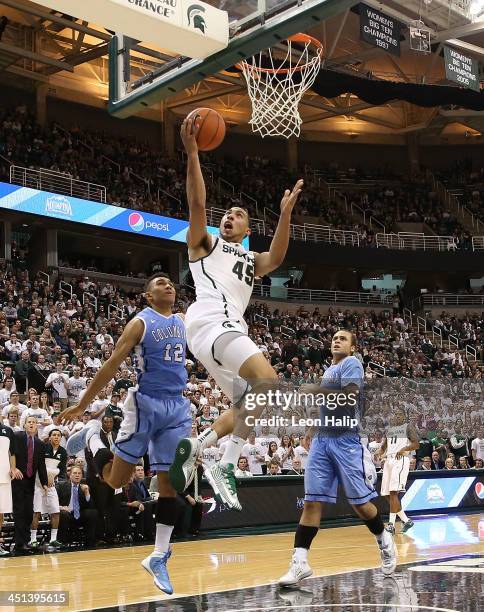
[252,285,393,305]
[422,294,484,306]
[472,236,484,251]
[10,165,106,203]
[376,232,459,251]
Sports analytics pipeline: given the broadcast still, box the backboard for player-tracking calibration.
[108,0,356,118]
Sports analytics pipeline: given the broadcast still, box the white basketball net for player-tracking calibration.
[239,35,323,139]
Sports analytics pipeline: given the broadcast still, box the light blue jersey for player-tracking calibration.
[305,355,376,504]
[134,307,187,398]
[114,307,191,469]
[319,355,364,435]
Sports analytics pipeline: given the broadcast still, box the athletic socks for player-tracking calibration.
[294,524,318,553]
[154,524,174,556]
[198,427,218,451]
[389,512,397,526]
[364,513,385,543]
[220,435,245,468]
[153,497,180,556]
[397,510,409,523]
[30,529,37,543]
[50,529,58,543]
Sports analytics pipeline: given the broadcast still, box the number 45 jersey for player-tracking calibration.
[188,236,255,317]
[134,308,187,397]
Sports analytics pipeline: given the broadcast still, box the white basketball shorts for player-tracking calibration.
[0,482,12,514]
[380,455,410,496]
[185,301,261,402]
[33,484,60,515]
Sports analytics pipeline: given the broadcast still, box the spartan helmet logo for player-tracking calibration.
[187,4,207,34]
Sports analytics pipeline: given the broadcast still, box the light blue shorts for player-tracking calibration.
[305,433,377,505]
[113,389,191,471]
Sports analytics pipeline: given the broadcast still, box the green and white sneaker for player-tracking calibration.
[205,463,241,511]
[401,519,414,534]
[169,437,200,493]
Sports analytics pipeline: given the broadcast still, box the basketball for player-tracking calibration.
[187,108,226,151]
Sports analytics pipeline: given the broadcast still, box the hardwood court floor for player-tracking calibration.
[2,513,483,612]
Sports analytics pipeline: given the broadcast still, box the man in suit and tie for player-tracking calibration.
[126,465,155,541]
[56,466,97,548]
[12,416,48,553]
[86,416,123,543]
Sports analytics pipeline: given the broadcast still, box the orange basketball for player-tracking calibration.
[187,108,226,151]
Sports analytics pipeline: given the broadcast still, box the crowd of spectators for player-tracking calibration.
[0,104,478,247]
[0,261,481,554]
[437,161,484,226]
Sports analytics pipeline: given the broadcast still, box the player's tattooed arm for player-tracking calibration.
[181,117,211,256]
[254,179,303,276]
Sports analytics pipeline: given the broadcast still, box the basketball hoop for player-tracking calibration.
[237,33,324,139]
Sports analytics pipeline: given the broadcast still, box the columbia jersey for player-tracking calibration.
[134,307,186,397]
[189,236,255,315]
[319,356,363,435]
[386,424,410,456]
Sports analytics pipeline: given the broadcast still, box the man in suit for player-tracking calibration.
[431,450,444,470]
[86,416,125,542]
[56,466,97,548]
[126,465,155,541]
[12,416,48,553]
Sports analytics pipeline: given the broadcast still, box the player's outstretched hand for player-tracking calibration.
[181,117,199,156]
[280,179,303,215]
[60,404,84,424]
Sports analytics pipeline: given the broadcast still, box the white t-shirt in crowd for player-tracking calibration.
[1,402,27,418]
[471,438,484,461]
[202,446,219,468]
[234,468,253,478]
[293,445,309,469]
[20,407,52,437]
[0,388,14,407]
[242,442,265,475]
[255,435,279,455]
[276,446,293,471]
[89,399,110,418]
[68,376,87,401]
[46,372,70,399]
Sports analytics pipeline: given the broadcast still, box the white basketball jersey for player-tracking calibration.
[189,236,255,316]
[386,424,410,456]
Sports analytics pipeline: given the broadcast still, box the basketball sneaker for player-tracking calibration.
[401,519,414,534]
[379,528,397,576]
[204,463,241,511]
[278,554,313,587]
[66,419,101,456]
[141,549,173,594]
[169,437,200,493]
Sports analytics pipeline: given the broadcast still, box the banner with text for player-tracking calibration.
[0,182,249,249]
[359,3,401,56]
[444,46,481,92]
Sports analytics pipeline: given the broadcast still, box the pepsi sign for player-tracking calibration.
[0,182,249,248]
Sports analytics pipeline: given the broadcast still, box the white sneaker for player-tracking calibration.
[204,462,241,511]
[278,556,313,587]
[169,437,200,493]
[66,419,101,455]
[379,528,397,576]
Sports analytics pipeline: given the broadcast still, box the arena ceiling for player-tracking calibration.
[0,0,483,144]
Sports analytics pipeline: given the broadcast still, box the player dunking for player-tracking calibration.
[61,274,191,594]
[169,116,303,510]
[376,407,419,534]
[278,330,397,586]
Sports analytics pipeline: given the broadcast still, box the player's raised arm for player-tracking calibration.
[60,318,144,423]
[254,179,303,277]
[181,117,211,253]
